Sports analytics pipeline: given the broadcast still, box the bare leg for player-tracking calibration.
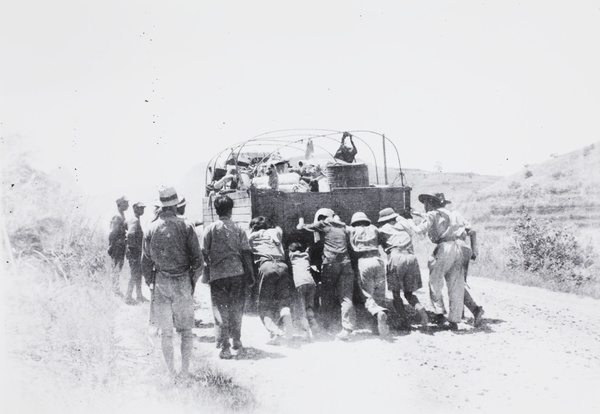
[180,329,193,376]
[161,331,175,375]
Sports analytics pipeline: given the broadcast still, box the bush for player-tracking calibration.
[508,213,587,284]
[524,170,533,179]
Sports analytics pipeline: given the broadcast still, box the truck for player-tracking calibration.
[202,129,411,247]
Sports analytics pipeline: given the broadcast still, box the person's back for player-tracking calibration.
[145,211,202,275]
[248,227,285,266]
[203,217,249,281]
[289,249,315,288]
[307,217,350,263]
[347,223,379,255]
[379,220,414,255]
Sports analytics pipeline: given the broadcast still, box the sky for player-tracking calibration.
[2,0,600,203]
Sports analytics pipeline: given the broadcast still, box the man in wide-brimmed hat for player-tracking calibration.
[142,186,203,378]
[297,208,356,340]
[377,207,429,330]
[108,196,129,295]
[411,193,465,330]
[125,202,146,304]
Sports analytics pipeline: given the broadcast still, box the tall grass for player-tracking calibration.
[2,147,256,413]
[468,226,600,299]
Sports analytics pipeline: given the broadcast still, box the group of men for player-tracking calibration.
[108,186,485,378]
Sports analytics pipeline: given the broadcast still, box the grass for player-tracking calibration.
[2,150,256,413]
[464,227,600,299]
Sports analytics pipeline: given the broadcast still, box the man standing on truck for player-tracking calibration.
[202,195,255,358]
[142,186,203,378]
[297,208,356,341]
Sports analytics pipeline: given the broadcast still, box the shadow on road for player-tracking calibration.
[235,347,286,360]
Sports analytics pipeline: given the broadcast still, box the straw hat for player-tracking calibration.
[158,186,179,207]
[377,207,399,223]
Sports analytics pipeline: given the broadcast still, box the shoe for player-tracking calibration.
[335,329,351,341]
[433,314,445,326]
[124,297,136,305]
[473,307,485,328]
[232,339,243,350]
[137,296,149,303]
[447,322,459,331]
[418,308,429,329]
[377,312,390,337]
[219,347,233,359]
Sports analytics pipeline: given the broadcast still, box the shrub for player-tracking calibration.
[524,170,533,179]
[508,181,521,190]
[508,213,587,284]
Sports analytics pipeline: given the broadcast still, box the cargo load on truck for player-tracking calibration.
[203,129,411,247]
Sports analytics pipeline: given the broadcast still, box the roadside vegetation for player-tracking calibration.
[1,144,255,413]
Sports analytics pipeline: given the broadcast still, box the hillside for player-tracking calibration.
[456,142,600,232]
[401,168,502,207]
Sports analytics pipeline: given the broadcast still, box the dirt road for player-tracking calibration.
[109,274,600,414]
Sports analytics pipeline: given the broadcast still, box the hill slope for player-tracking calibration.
[457,142,600,232]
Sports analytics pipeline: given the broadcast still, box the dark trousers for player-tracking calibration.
[320,261,356,332]
[110,249,125,292]
[210,275,246,349]
[257,261,293,336]
[126,258,143,299]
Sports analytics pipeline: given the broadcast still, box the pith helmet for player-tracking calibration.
[378,207,399,223]
[313,208,334,223]
[350,212,371,225]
